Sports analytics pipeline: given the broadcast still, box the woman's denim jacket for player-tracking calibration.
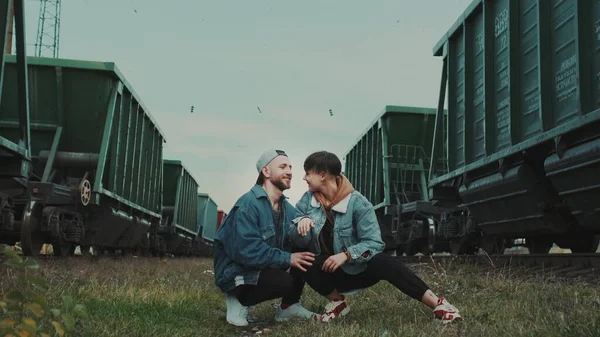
[288,190,385,275]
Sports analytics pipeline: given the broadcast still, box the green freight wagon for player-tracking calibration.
[429,0,600,254]
[197,193,218,242]
[343,105,447,254]
[159,160,201,256]
[0,55,166,256]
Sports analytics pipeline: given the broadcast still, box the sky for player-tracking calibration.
[19,0,474,212]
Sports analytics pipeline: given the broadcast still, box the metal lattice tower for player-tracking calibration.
[34,0,61,58]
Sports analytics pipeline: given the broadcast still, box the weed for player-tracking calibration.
[0,247,88,337]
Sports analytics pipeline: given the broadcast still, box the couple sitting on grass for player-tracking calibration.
[213,149,462,326]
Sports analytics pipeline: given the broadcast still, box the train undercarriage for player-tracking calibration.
[378,200,600,257]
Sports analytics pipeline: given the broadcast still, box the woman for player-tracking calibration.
[288,151,462,323]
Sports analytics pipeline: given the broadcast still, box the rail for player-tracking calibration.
[397,253,600,283]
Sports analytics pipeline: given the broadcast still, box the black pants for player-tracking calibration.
[302,252,429,301]
[230,267,305,307]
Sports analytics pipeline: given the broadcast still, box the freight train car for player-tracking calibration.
[426,0,600,254]
[343,105,462,255]
[216,210,227,231]
[158,160,205,256]
[197,193,218,243]
[0,2,168,256]
[0,55,166,256]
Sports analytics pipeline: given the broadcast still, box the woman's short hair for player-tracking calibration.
[303,151,342,176]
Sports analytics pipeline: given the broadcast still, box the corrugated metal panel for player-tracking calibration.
[0,55,166,217]
[448,25,465,169]
[519,0,543,142]
[494,0,511,152]
[594,0,600,109]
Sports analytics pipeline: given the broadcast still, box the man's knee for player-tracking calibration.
[263,268,297,293]
[278,273,296,295]
[289,266,306,282]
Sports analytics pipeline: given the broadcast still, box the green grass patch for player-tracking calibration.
[2,254,600,337]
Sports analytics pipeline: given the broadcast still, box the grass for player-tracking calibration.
[1,255,600,337]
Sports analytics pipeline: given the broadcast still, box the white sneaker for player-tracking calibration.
[275,302,319,322]
[226,295,249,326]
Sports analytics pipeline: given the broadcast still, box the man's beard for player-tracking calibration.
[272,177,290,191]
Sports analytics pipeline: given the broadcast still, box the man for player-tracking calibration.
[213,149,318,327]
[289,151,462,323]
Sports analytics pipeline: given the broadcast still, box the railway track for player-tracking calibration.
[3,243,599,283]
[397,253,600,283]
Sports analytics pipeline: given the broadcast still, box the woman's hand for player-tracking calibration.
[297,217,315,236]
[322,253,349,273]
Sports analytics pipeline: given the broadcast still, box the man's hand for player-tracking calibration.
[290,252,315,272]
[297,217,315,236]
[322,253,348,273]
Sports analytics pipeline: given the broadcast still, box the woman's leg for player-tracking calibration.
[365,252,462,323]
[364,252,432,304]
[302,255,380,297]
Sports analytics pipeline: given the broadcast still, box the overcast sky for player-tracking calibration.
[20,0,473,212]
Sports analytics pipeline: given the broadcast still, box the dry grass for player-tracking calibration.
[1,255,600,337]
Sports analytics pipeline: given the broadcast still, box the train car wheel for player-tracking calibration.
[479,235,505,255]
[121,248,134,257]
[79,245,92,256]
[20,201,45,257]
[459,233,479,255]
[526,238,553,254]
[79,179,92,206]
[405,238,424,255]
[53,244,75,257]
[555,233,597,253]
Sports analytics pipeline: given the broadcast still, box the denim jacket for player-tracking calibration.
[288,190,385,275]
[213,185,295,293]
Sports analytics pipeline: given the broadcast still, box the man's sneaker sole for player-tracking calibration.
[226,319,248,327]
[273,303,320,323]
[225,316,250,326]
